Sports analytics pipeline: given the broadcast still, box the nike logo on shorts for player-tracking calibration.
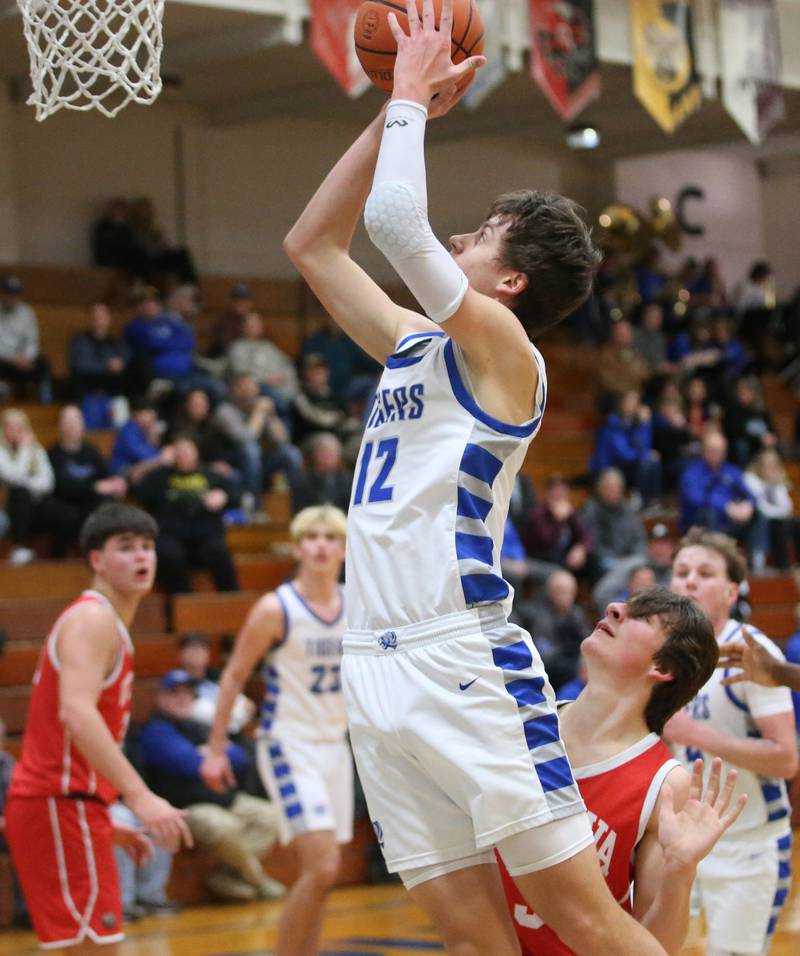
[459,678,478,691]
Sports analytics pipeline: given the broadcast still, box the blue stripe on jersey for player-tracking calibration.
[461,573,510,604]
[261,664,280,733]
[460,443,504,485]
[523,713,561,749]
[457,486,492,521]
[455,532,494,565]
[444,339,543,438]
[535,755,576,794]
[385,353,425,369]
[767,832,793,940]
[506,677,546,707]
[492,640,533,671]
[394,330,446,352]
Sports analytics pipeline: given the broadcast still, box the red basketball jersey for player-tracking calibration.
[500,733,678,956]
[10,590,134,805]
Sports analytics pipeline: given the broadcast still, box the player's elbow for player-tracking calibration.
[364,181,426,259]
[59,699,88,734]
[778,745,799,780]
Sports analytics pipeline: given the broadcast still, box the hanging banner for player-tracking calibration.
[720,0,785,144]
[310,0,369,98]
[528,0,600,121]
[630,0,702,134]
[463,0,507,110]
[693,0,719,99]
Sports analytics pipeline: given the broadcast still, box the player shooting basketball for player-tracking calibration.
[283,1,686,953]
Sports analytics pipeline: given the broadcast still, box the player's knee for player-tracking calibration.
[302,845,340,890]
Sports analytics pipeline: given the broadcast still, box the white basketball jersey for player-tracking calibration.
[675,618,794,836]
[346,332,547,632]
[260,582,347,742]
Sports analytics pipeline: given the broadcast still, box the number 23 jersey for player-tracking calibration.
[346,332,547,632]
[260,582,347,743]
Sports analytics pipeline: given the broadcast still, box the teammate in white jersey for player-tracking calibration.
[283,2,672,954]
[665,527,798,955]
[200,505,349,956]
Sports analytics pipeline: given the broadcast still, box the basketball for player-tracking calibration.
[354,0,485,94]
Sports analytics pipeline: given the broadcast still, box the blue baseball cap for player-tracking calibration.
[160,668,196,691]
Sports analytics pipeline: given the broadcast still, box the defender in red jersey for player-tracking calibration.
[6,503,191,951]
[501,587,747,956]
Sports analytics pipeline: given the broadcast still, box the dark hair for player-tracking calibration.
[749,260,771,282]
[179,630,210,650]
[675,527,747,585]
[488,190,602,336]
[129,395,155,414]
[627,586,718,735]
[79,503,158,556]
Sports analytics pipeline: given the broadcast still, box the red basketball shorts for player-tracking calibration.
[6,795,123,948]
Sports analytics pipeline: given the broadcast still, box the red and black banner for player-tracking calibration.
[310,0,369,97]
[529,0,600,121]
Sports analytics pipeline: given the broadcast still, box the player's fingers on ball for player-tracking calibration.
[421,0,435,28]
[387,12,406,43]
[439,0,453,29]
[406,0,420,31]
[454,56,487,80]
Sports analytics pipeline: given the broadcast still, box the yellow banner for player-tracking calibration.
[630,0,702,134]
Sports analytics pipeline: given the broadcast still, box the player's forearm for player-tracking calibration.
[770,660,800,693]
[284,110,385,262]
[207,667,246,754]
[695,725,798,779]
[60,702,147,800]
[639,861,695,955]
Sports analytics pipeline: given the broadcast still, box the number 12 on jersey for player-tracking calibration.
[353,437,398,506]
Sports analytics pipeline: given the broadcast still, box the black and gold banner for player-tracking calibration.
[630,0,702,134]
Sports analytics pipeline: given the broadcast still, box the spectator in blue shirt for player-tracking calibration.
[679,430,755,543]
[589,390,661,505]
[69,303,133,404]
[110,397,174,485]
[137,670,282,902]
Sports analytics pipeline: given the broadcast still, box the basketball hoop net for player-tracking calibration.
[16,0,165,121]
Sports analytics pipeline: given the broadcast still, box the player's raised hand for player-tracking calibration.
[388,0,486,102]
[127,789,193,853]
[657,758,746,870]
[718,626,779,687]
[200,749,237,793]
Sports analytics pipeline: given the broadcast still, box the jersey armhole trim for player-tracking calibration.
[274,590,290,649]
[443,339,543,438]
[636,759,680,845]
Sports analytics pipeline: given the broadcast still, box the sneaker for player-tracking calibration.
[139,899,183,916]
[255,876,286,900]
[205,869,257,902]
[122,904,145,922]
[9,547,35,566]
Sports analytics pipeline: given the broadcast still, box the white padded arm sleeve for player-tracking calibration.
[364,100,468,323]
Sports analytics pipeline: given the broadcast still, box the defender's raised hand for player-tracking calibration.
[718,626,780,687]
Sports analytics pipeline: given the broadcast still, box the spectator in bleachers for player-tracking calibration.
[136,437,240,594]
[0,276,52,403]
[596,319,650,407]
[178,632,255,736]
[512,570,587,690]
[678,430,755,542]
[592,522,673,614]
[736,260,774,314]
[521,475,596,583]
[508,472,537,539]
[301,312,379,405]
[708,315,749,390]
[289,432,352,515]
[69,303,133,426]
[723,376,780,469]
[207,283,253,359]
[632,301,676,394]
[589,390,662,507]
[652,387,695,491]
[110,396,174,485]
[47,405,127,556]
[91,197,138,272]
[635,247,668,303]
[0,408,55,565]
[744,449,799,573]
[168,389,241,479]
[291,353,354,447]
[226,311,298,407]
[682,374,721,441]
[212,375,301,507]
[128,197,198,288]
[582,467,648,604]
[109,801,178,922]
[137,669,283,902]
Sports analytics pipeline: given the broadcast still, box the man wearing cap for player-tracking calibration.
[136,668,283,902]
[593,522,673,613]
[0,275,52,402]
[207,283,254,358]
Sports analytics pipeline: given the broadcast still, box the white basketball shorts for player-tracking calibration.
[342,606,586,873]
[255,734,354,845]
[694,828,792,953]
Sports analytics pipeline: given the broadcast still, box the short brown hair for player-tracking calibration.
[79,503,158,556]
[676,527,747,585]
[626,586,718,735]
[489,190,602,336]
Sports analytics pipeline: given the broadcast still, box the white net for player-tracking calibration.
[17,0,165,121]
